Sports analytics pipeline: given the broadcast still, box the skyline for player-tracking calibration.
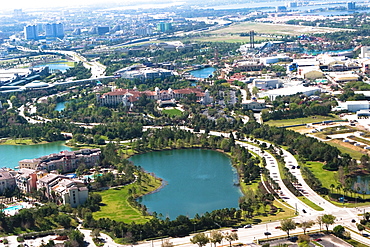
[0,0,185,12]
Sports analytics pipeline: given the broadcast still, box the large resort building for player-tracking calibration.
[18,149,101,173]
[96,87,213,107]
[0,148,103,208]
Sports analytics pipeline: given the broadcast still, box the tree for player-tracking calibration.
[357,224,366,235]
[316,216,323,232]
[298,220,314,234]
[209,231,223,247]
[224,232,238,247]
[322,214,336,232]
[190,232,209,247]
[91,228,100,239]
[280,219,296,238]
[333,225,345,237]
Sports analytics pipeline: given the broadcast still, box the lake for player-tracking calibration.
[0,141,72,169]
[130,149,242,219]
[190,67,216,79]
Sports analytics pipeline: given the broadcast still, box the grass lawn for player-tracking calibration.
[304,161,336,190]
[264,115,340,127]
[0,138,48,145]
[327,139,367,160]
[93,174,162,224]
[207,22,353,36]
[256,201,296,223]
[162,108,183,117]
[297,196,324,211]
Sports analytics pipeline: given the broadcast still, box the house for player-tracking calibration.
[242,98,266,111]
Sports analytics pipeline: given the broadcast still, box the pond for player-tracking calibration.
[352,176,370,194]
[190,67,216,79]
[130,149,242,220]
[55,101,69,111]
[0,141,72,169]
[34,62,73,73]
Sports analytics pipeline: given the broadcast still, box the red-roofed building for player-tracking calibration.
[96,87,213,106]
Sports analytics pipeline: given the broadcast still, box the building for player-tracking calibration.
[252,78,283,90]
[232,60,265,71]
[96,87,212,106]
[360,47,370,59]
[12,168,37,193]
[242,98,266,111]
[51,178,88,208]
[0,168,16,194]
[347,101,369,112]
[157,22,172,32]
[45,23,64,39]
[97,26,110,35]
[258,85,321,101]
[24,25,38,40]
[348,1,356,10]
[19,149,101,173]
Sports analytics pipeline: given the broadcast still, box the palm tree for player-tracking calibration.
[336,184,342,194]
[330,184,335,194]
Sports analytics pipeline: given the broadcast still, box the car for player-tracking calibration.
[314,238,322,241]
[296,165,300,169]
[275,226,281,229]
[231,229,238,232]
[264,232,271,236]
[291,166,296,169]
[302,209,307,213]
[244,224,252,228]
[351,219,356,223]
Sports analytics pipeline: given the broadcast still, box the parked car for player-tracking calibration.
[244,224,252,228]
[264,232,271,236]
[314,238,322,241]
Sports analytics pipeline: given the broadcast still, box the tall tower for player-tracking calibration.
[250,30,255,48]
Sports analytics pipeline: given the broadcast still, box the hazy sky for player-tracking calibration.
[1,0,177,11]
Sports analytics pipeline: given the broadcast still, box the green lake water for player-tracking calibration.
[130,149,242,219]
[0,141,72,169]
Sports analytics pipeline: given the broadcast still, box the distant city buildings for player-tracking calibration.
[157,22,172,32]
[24,23,64,40]
[24,25,38,40]
[45,23,64,39]
[347,1,356,10]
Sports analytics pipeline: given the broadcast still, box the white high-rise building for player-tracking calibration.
[45,23,64,39]
[24,25,38,40]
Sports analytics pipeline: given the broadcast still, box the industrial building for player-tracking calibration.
[258,85,321,100]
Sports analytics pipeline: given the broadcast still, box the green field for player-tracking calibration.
[207,22,353,36]
[93,174,162,224]
[265,115,340,127]
[189,35,274,43]
[304,161,336,190]
[162,108,183,117]
[327,139,366,160]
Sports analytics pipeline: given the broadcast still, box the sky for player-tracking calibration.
[0,0,180,11]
